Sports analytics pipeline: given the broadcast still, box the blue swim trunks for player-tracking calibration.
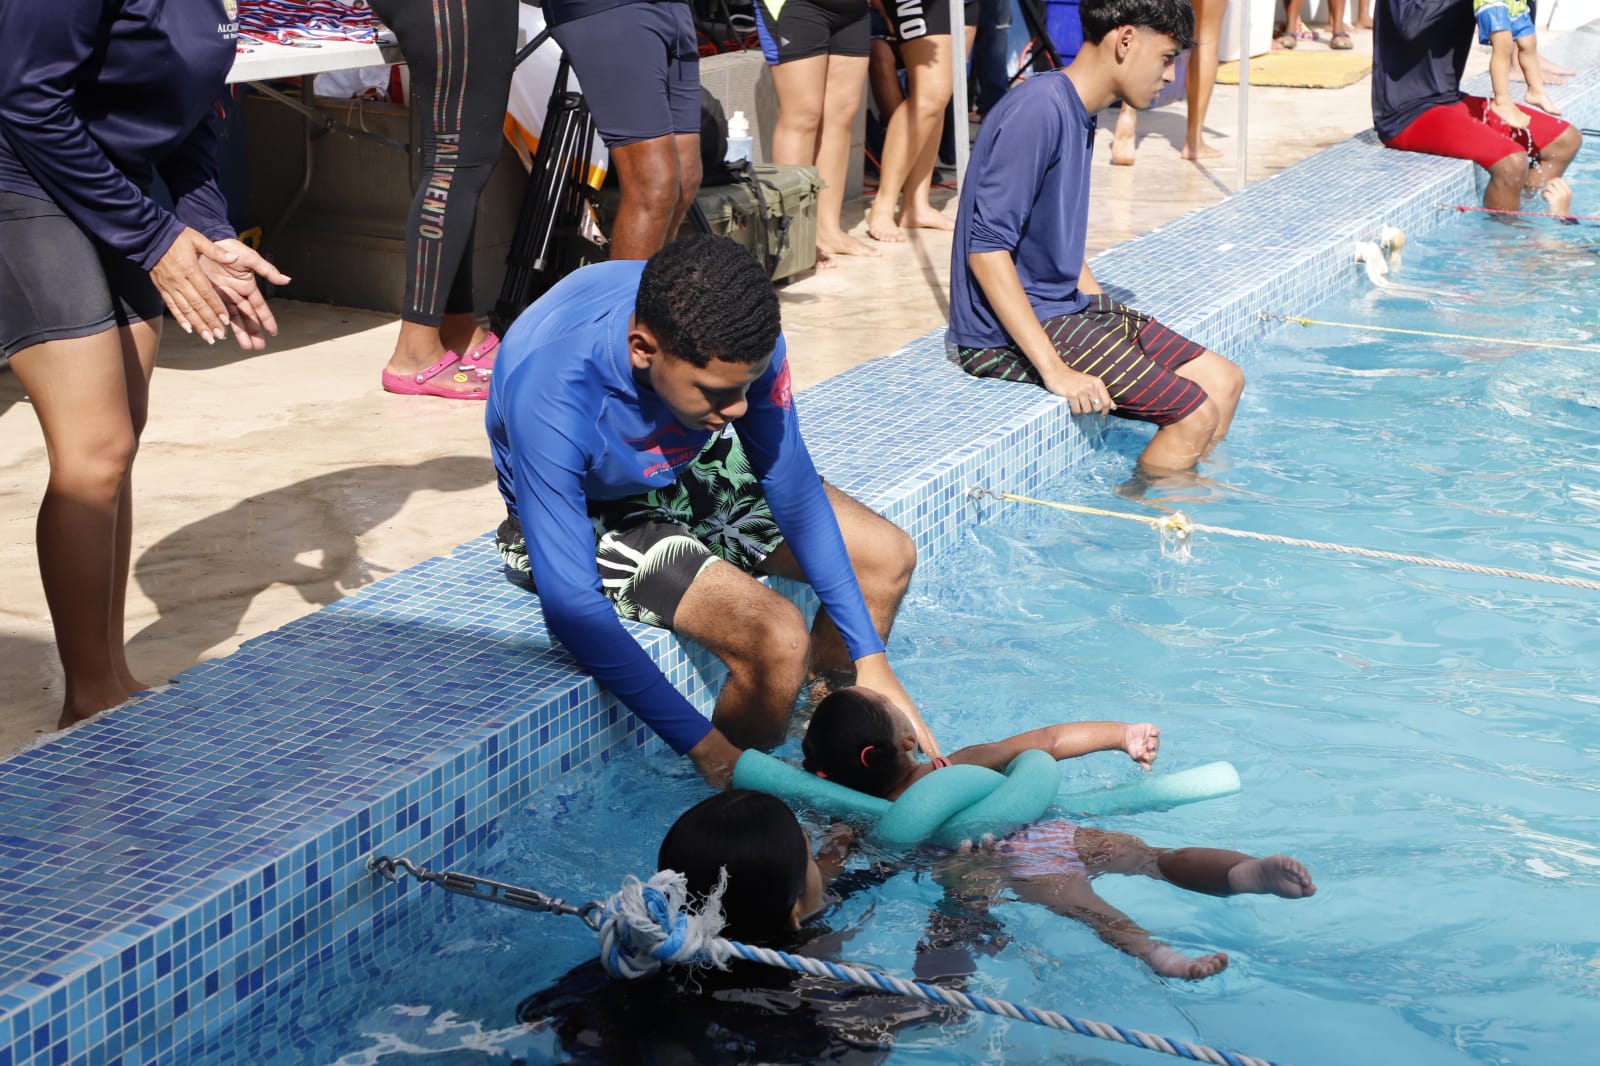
[1474,0,1535,44]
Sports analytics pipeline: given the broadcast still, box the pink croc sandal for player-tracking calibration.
[381,351,489,400]
[459,331,500,373]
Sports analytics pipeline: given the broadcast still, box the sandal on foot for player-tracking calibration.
[1275,33,1298,49]
[459,331,500,372]
[1329,31,1353,49]
[381,351,489,400]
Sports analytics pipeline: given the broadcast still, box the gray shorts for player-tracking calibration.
[498,431,784,629]
[0,191,163,357]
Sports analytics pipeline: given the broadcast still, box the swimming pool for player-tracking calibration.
[169,149,1600,1064]
[6,41,1600,1066]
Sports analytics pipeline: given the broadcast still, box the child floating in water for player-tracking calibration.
[801,687,1316,980]
[1475,0,1561,129]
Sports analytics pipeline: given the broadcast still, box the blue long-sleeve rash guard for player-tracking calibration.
[0,0,238,270]
[486,261,885,755]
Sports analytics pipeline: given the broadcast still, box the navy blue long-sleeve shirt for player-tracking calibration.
[1371,0,1476,142]
[0,0,239,270]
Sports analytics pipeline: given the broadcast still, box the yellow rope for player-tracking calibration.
[1259,312,1600,355]
[971,489,1600,593]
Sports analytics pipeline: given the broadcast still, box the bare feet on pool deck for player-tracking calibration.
[1181,140,1224,161]
[1228,855,1318,898]
[897,206,954,232]
[1147,946,1230,980]
[818,232,881,260]
[865,202,905,242]
[1512,64,1569,86]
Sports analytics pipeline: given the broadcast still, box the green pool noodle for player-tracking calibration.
[1057,760,1241,816]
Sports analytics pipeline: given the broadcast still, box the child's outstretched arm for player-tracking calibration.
[947,722,1160,772]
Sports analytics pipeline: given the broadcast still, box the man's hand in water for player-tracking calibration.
[1541,176,1573,218]
[688,728,743,789]
[1122,723,1161,771]
[855,653,942,758]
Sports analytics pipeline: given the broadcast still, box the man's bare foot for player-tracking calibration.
[1181,140,1224,161]
[57,684,131,729]
[897,206,954,232]
[1489,99,1531,129]
[865,203,906,242]
[1146,946,1230,980]
[1227,855,1318,898]
[818,232,881,258]
[1355,14,1373,28]
[1541,177,1573,217]
[1522,90,1562,116]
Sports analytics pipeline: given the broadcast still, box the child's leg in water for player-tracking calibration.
[1007,873,1229,979]
[1075,827,1317,899]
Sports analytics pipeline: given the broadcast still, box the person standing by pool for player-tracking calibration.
[546,0,704,260]
[948,0,1246,476]
[0,0,290,730]
[486,236,938,786]
[1372,0,1581,216]
[373,0,517,400]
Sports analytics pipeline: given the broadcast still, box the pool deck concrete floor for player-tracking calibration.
[0,30,1547,754]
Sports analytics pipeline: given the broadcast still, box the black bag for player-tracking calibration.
[694,0,761,56]
[699,88,734,186]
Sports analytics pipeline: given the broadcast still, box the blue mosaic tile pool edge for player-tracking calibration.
[3,49,1597,1066]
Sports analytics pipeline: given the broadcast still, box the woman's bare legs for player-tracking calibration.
[866,34,955,241]
[1184,0,1228,159]
[10,319,162,727]
[773,52,877,259]
[1111,102,1139,166]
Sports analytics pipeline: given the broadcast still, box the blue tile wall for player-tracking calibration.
[3,44,1598,1066]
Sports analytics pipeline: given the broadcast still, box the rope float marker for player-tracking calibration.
[366,856,1292,1066]
[968,487,1600,593]
[1259,311,1600,355]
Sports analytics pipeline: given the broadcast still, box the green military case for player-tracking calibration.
[598,163,822,281]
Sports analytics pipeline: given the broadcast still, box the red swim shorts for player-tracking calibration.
[1384,96,1572,169]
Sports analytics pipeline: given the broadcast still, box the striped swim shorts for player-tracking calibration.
[954,295,1209,426]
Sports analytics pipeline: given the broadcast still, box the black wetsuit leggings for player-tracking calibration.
[368,0,516,325]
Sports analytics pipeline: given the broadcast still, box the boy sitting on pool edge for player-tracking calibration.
[948,0,1246,478]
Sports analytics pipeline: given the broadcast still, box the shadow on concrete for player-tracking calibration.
[156,300,396,373]
[131,454,495,676]
[0,633,63,754]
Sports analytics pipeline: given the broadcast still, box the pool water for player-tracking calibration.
[182,188,1600,1064]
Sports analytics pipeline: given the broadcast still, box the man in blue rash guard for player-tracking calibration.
[487,236,940,786]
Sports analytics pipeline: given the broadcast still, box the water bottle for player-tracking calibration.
[725,110,753,164]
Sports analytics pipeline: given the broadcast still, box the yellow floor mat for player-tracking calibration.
[1217,49,1373,89]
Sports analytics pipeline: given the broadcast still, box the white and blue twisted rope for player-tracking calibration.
[600,872,1286,1066]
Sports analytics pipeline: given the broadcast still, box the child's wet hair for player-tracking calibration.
[801,687,904,797]
[658,790,810,941]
